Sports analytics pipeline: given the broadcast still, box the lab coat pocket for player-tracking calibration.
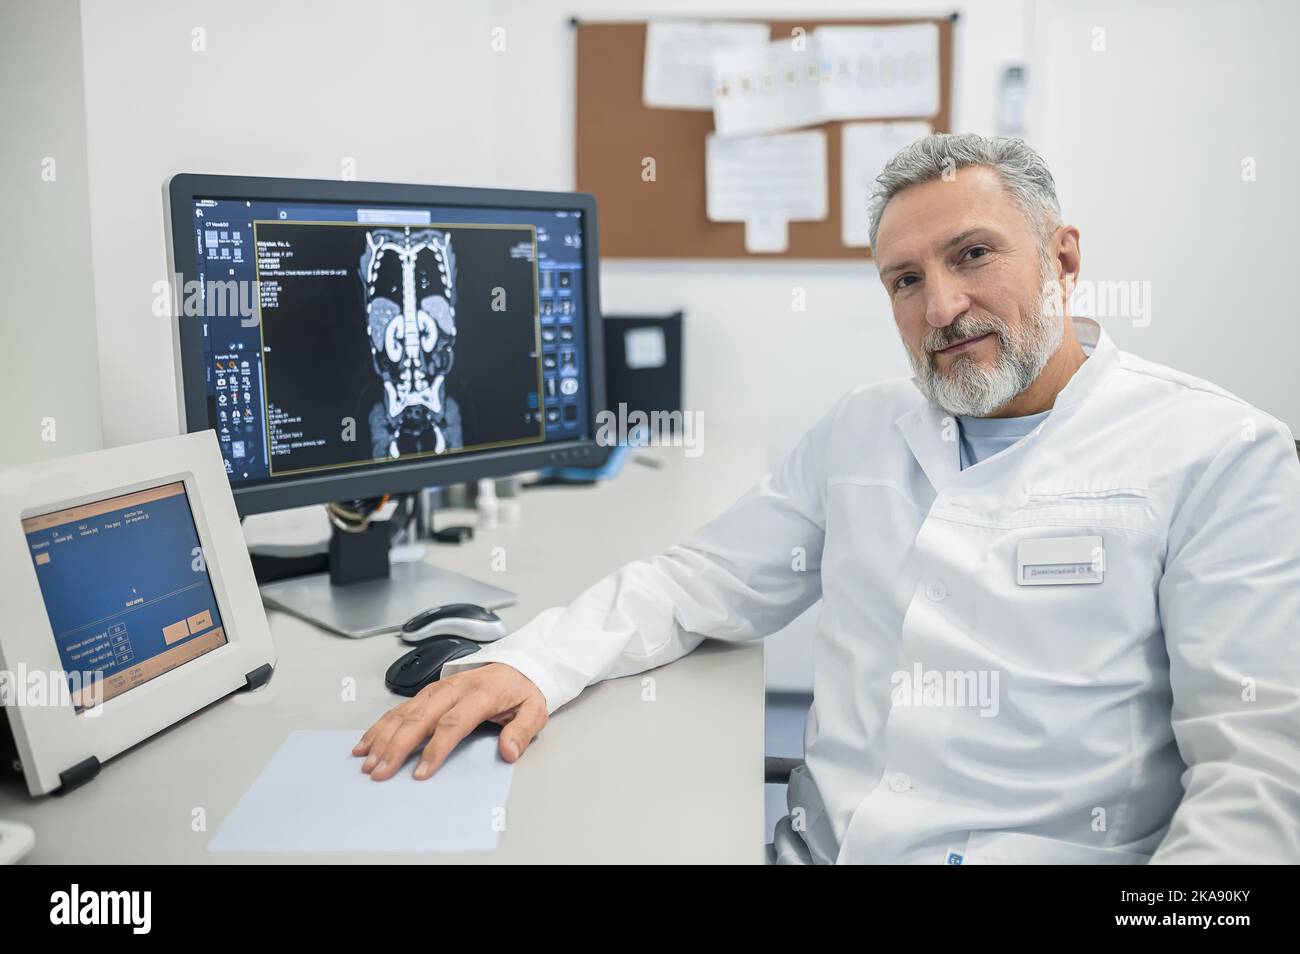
[1025,485,1149,503]
[963,830,1152,865]
[1017,483,1157,533]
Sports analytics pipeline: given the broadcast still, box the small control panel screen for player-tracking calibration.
[23,482,228,712]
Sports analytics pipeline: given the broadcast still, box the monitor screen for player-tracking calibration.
[22,482,229,712]
[182,195,591,487]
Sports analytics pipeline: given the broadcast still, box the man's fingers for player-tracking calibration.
[365,687,458,780]
[353,708,402,760]
[357,664,549,782]
[412,694,500,780]
[498,695,548,762]
[353,705,406,757]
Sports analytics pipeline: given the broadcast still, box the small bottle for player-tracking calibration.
[497,476,522,524]
[476,478,499,529]
[998,64,1027,137]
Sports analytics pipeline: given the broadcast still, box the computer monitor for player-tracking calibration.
[163,175,607,635]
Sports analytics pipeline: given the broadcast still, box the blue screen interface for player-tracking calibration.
[23,482,228,711]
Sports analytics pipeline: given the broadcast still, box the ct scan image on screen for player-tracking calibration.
[22,482,229,712]
[253,220,544,477]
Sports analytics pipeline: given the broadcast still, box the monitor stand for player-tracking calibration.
[252,521,515,639]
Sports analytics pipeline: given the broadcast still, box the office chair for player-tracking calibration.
[765,755,804,784]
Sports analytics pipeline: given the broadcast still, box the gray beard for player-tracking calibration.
[904,287,1065,418]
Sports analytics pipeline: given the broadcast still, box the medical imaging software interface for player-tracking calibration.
[22,483,229,711]
[187,196,591,485]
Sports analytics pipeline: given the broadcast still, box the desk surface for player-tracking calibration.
[0,442,770,863]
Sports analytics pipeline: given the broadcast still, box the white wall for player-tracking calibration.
[1033,0,1299,427]
[0,0,102,467]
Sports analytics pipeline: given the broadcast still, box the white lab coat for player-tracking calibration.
[445,318,1300,864]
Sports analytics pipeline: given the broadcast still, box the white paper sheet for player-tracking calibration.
[841,121,933,247]
[624,327,667,369]
[642,19,770,110]
[208,729,514,854]
[711,25,940,138]
[815,25,941,121]
[706,130,827,227]
[745,213,789,254]
[711,39,822,137]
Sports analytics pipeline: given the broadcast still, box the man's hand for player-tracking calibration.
[353,662,547,781]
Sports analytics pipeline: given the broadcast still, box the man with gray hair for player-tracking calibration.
[356,133,1300,865]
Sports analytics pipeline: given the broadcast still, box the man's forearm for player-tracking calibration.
[439,547,725,713]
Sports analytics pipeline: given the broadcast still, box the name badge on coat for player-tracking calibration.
[1016,535,1104,585]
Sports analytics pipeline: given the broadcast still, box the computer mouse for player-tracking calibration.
[399,603,508,644]
[385,637,481,697]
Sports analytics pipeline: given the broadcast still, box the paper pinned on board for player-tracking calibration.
[841,121,933,248]
[815,25,941,122]
[711,39,822,138]
[744,213,790,254]
[711,24,941,138]
[642,19,771,110]
[706,130,828,243]
[208,729,514,854]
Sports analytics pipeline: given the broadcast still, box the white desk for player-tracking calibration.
[0,441,770,863]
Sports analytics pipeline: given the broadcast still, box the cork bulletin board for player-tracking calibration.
[574,16,956,260]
